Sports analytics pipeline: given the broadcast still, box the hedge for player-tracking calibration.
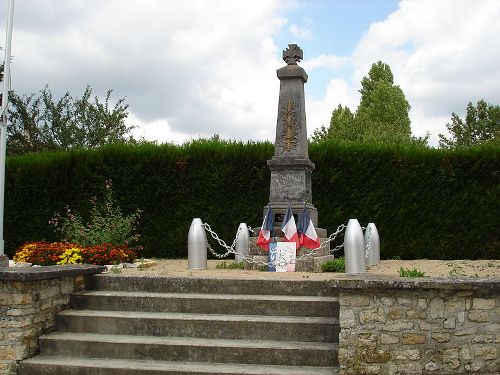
[4,140,498,260]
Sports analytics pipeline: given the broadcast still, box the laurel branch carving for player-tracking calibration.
[278,99,299,153]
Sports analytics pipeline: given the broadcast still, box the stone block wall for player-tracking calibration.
[338,285,499,375]
[0,276,85,374]
[0,265,104,375]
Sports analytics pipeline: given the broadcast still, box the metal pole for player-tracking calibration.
[344,218,366,274]
[234,223,249,263]
[365,223,380,265]
[0,0,15,257]
[187,218,207,270]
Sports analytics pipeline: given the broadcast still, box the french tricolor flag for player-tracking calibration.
[281,204,300,250]
[256,206,274,251]
[297,207,320,249]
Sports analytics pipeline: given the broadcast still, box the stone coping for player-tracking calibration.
[327,273,500,291]
[0,264,106,282]
[92,273,500,291]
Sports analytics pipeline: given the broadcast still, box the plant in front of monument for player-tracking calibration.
[46,179,142,265]
[50,179,142,250]
[57,246,84,265]
[13,242,82,266]
[216,261,245,270]
[399,267,426,278]
[12,241,136,266]
[80,243,136,266]
[321,257,345,273]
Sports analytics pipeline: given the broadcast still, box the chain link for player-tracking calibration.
[203,223,243,259]
[365,225,372,259]
[201,222,347,268]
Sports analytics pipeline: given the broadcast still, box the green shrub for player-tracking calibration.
[4,140,498,260]
[399,267,426,277]
[258,265,268,272]
[49,180,142,250]
[321,257,345,272]
[216,261,245,270]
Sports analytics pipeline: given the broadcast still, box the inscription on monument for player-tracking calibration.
[274,213,298,223]
[269,171,312,202]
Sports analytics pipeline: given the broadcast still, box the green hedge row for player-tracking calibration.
[4,141,499,260]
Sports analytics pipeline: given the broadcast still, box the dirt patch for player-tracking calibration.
[119,259,500,280]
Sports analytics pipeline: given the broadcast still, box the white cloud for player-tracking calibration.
[6,0,289,142]
[306,79,359,136]
[289,23,312,39]
[302,54,348,71]
[350,0,500,145]
[128,113,190,145]
[4,0,499,148]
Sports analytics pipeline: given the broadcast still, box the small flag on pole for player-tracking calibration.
[297,206,320,249]
[280,204,300,250]
[257,205,274,251]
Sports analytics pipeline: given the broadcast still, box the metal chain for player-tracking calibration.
[201,222,347,268]
[365,225,372,259]
[203,223,242,259]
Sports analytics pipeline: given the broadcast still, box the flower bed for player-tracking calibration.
[13,241,136,266]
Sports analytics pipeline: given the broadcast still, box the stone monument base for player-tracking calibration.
[245,236,334,273]
[0,255,9,268]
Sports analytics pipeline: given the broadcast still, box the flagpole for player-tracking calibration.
[0,0,15,258]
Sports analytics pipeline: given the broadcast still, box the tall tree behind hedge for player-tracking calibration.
[311,104,358,142]
[312,61,423,145]
[438,99,500,148]
[355,61,412,143]
[7,86,135,155]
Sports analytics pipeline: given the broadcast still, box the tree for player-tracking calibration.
[355,61,412,143]
[7,86,135,155]
[312,61,420,145]
[438,100,500,149]
[311,104,356,142]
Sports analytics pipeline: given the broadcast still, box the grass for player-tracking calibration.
[215,261,245,270]
[448,264,466,277]
[321,257,345,273]
[399,267,426,278]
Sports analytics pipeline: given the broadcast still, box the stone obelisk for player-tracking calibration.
[248,44,331,271]
[265,44,323,233]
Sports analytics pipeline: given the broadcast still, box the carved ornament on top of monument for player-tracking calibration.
[282,44,303,65]
[277,98,299,153]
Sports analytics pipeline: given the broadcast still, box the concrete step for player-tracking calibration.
[21,356,339,375]
[85,274,338,297]
[71,290,339,317]
[56,310,339,342]
[39,332,339,367]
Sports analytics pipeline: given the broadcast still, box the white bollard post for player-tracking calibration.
[188,218,207,270]
[344,218,366,274]
[234,223,250,263]
[365,223,380,266]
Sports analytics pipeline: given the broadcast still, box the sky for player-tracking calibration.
[1,0,500,147]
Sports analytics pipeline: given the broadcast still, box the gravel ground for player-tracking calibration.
[118,258,500,280]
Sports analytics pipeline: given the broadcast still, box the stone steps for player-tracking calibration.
[20,274,340,374]
[38,332,339,366]
[70,290,339,316]
[21,356,339,375]
[84,274,339,296]
[56,309,339,342]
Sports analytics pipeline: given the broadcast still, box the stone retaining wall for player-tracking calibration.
[336,277,499,375]
[0,265,105,375]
